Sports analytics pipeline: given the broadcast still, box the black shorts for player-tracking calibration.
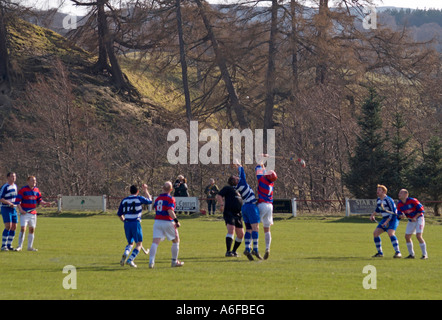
[223,211,243,228]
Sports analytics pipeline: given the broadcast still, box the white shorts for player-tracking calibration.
[258,202,273,228]
[152,220,178,241]
[405,216,425,235]
[20,213,37,228]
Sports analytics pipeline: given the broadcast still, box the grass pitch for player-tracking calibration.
[0,212,441,300]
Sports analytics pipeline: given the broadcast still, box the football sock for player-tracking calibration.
[149,243,158,264]
[171,242,179,262]
[374,236,382,254]
[28,233,35,249]
[252,231,259,251]
[265,232,271,251]
[420,242,427,256]
[406,242,414,256]
[2,229,8,247]
[18,232,24,248]
[124,244,133,257]
[127,249,139,263]
[6,230,15,248]
[232,237,242,253]
[244,232,251,252]
[226,233,234,252]
[390,235,400,253]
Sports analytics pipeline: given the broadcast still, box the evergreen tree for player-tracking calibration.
[344,88,389,198]
[383,112,414,197]
[408,136,442,216]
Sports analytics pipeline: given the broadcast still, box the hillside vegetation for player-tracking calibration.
[0,2,440,213]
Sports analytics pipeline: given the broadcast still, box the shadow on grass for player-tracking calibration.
[303,256,373,262]
[327,216,372,224]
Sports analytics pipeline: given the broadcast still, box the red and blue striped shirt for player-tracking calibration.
[16,186,42,214]
[397,197,424,220]
[154,193,176,221]
[256,165,274,204]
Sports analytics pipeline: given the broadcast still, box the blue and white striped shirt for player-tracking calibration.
[234,167,257,204]
[117,195,152,222]
[0,183,17,208]
[375,196,397,219]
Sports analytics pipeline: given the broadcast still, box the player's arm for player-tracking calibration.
[168,209,180,228]
[0,188,15,207]
[216,194,224,211]
[117,202,125,222]
[39,198,54,207]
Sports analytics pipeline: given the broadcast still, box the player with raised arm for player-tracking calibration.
[370,184,402,258]
[149,181,183,268]
[15,176,53,252]
[397,189,428,259]
[0,172,18,251]
[255,162,277,260]
[229,160,261,260]
[117,184,152,268]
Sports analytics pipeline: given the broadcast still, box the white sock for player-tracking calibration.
[265,232,271,250]
[406,242,414,256]
[149,243,158,264]
[420,242,427,256]
[28,233,34,249]
[171,242,179,261]
[18,232,25,248]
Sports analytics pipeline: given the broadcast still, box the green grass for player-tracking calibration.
[0,213,441,300]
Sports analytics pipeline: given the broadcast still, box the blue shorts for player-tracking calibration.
[1,207,18,224]
[242,203,260,227]
[124,220,143,244]
[377,217,399,231]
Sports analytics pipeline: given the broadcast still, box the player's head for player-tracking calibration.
[163,181,173,193]
[130,185,138,195]
[228,175,239,186]
[6,172,16,183]
[398,189,409,201]
[27,176,37,188]
[265,170,277,182]
[376,184,387,196]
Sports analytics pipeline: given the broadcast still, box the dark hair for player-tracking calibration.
[6,172,15,177]
[228,176,237,186]
[130,185,138,195]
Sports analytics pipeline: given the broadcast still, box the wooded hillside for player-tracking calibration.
[0,1,440,213]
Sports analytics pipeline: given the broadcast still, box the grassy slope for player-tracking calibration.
[0,213,441,300]
[7,19,180,124]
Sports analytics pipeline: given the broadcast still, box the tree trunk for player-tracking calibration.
[176,0,192,122]
[95,0,134,95]
[263,0,278,135]
[194,0,247,128]
[315,0,329,84]
[290,0,299,102]
[0,3,11,100]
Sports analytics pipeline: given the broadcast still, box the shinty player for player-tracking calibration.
[397,189,428,259]
[370,184,402,258]
[149,181,183,268]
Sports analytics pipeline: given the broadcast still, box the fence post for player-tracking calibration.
[102,195,107,212]
[57,194,62,213]
[345,198,350,217]
[292,198,297,217]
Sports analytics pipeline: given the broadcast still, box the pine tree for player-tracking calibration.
[383,112,414,197]
[344,88,389,198]
[408,136,442,216]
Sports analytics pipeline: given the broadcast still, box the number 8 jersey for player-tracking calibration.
[154,193,176,221]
